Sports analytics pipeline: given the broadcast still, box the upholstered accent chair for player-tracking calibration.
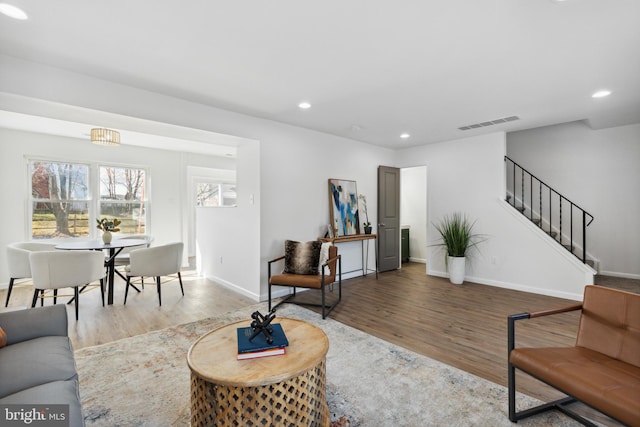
[268,241,342,319]
[123,242,184,306]
[5,242,58,307]
[29,250,106,320]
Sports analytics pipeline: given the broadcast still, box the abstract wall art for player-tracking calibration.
[328,178,360,236]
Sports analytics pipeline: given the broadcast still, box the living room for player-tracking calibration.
[1,1,639,426]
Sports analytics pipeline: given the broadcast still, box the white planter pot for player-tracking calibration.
[448,256,466,284]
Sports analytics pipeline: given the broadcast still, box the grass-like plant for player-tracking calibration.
[432,212,484,257]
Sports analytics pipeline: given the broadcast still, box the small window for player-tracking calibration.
[29,160,90,239]
[99,166,147,234]
[196,182,236,207]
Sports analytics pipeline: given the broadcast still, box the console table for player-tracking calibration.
[320,233,378,279]
[187,318,330,427]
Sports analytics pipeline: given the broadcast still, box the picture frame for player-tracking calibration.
[328,178,360,236]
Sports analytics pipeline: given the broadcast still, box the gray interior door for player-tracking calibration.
[377,165,400,272]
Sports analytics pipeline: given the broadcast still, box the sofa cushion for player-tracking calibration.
[0,336,77,398]
[0,380,85,427]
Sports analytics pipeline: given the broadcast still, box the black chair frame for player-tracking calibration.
[268,254,342,319]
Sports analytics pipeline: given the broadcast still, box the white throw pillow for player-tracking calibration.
[317,242,333,276]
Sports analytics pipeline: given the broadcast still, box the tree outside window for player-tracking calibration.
[30,160,90,238]
[196,182,236,207]
[99,166,147,234]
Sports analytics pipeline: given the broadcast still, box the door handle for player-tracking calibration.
[378,223,386,227]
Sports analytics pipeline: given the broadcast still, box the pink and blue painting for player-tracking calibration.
[328,179,360,236]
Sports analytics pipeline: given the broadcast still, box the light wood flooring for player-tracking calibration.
[2,262,637,425]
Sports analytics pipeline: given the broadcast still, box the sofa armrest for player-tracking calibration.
[0,305,68,345]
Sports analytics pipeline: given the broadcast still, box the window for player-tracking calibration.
[28,159,149,239]
[30,160,90,239]
[195,182,236,207]
[99,166,147,234]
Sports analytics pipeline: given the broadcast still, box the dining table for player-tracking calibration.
[55,239,149,305]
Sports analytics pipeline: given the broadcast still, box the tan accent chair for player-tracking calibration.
[508,285,640,426]
[5,242,58,307]
[29,250,105,320]
[268,245,341,319]
[124,242,184,306]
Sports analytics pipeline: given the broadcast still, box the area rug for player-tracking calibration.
[76,303,584,426]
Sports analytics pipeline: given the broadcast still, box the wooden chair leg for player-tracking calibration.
[40,289,44,307]
[178,272,184,296]
[100,279,105,307]
[53,289,58,305]
[156,276,162,306]
[5,278,15,307]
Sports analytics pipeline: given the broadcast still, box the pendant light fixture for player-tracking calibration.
[90,128,121,146]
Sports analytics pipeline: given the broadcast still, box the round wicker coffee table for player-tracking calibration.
[187,317,330,427]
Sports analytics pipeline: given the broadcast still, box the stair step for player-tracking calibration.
[516,206,525,213]
[506,194,512,202]
[585,259,595,268]
[532,218,541,225]
[562,244,575,251]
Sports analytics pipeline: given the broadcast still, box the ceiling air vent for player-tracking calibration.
[458,115,520,131]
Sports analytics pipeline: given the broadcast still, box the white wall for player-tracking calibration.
[396,133,593,300]
[400,166,427,263]
[0,55,388,302]
[0,54,602,301]
[0,127,234,284]
[508,121,640,279]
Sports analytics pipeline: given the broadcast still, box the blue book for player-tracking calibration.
[237,323,289,354]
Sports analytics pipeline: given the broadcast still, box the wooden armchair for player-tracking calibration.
[268,243,341,319]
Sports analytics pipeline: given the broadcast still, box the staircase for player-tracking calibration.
[504,156,595,268]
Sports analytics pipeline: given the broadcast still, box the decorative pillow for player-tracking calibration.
[0,326,7,348]
[317,242,333,276]
[283,240,322,275]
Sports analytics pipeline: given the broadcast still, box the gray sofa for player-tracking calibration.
[0,305,84,427]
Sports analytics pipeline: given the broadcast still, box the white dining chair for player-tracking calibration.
[5,241,58,307]
[29,250,106,320]
[112,234,154,289]
[124,242,184,306]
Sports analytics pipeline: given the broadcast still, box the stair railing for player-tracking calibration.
[504,156,594,264]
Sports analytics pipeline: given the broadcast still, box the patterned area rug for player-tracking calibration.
[76,303,584,426]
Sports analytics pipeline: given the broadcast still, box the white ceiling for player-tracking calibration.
[1,0,639,148]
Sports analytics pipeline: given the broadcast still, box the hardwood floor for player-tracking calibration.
[1,269,255,349]
[2,262,636,425]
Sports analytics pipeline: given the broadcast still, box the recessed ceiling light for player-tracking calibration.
[298,102,311,109]
[0,3,28,20]
[400,133,411,139]
[592,90,611,98]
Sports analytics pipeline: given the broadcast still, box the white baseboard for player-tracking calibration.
[428,269,583,301]
[207,275,260,302]
[598,270,640,280]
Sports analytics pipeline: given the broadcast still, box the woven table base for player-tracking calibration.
[191,360,329,427]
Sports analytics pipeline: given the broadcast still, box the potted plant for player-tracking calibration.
[432,212,484,284]
[96,217,121,244]
[358,194,372,234]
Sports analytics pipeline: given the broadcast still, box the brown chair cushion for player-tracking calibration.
[577,285,640,367]
[510,346,640,426]
[283,240,322,275]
